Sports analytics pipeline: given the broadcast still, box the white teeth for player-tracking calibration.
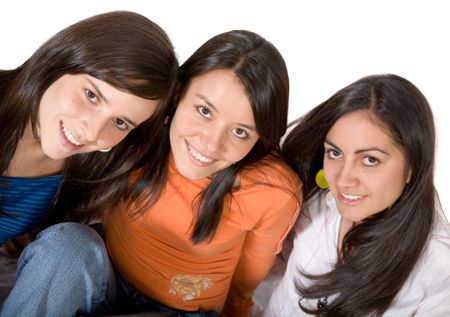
[62,124,81,146]
[342,193,362,201]
[189,146,213,164]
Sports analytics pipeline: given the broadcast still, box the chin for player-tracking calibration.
[42,147,68,160]
[181,171,206,181]
[46,153,66,160]
[180,165,211,180]
[41,147,58,160]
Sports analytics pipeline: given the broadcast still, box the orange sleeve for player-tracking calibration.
[222,186,301,316]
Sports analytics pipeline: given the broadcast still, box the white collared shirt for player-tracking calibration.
[252,191,450,316]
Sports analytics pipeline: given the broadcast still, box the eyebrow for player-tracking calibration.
[195,93,257,131]
[86,78,108,103]
[87,78,138,128]
[121,117,138,129]
[324,139,390,155]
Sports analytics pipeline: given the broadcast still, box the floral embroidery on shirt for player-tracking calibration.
[169,274,212,301]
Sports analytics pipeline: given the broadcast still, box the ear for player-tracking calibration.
[406,167,412,184]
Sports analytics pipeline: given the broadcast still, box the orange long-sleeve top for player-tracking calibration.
[103,154,301,316]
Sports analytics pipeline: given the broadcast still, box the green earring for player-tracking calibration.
[315,169,329,189]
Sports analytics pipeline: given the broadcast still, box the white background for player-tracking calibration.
[1,0,448,219]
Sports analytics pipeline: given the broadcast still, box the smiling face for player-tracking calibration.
[169,69,259,180]
[323,110,411,223]
[38,74,159,160]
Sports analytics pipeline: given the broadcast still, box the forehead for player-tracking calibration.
[187,69,245,93]
[186,69,254,117]
[327,110,400,150]
[86,74,159,124]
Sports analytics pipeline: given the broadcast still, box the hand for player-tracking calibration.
[3,233,35,258]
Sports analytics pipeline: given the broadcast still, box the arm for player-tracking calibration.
[222,189,300,316]
[414,288,450,316]
[3,232,36,258]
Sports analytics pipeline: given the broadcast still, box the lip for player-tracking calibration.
[59,121,83,151]
[185,141,214,167]
[338,192,364,205]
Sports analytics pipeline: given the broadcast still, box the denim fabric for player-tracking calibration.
[0,223,219,317]
[0,223,112,317]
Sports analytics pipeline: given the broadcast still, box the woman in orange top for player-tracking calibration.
[1,30,301,317]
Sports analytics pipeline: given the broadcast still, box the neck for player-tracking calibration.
[6,124,64,177]
[338,218,354,255]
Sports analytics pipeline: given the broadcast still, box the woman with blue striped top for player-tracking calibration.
[0,11,178,273]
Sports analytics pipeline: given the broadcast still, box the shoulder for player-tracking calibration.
[300,191,336,225]
[290,191,338,246]
[392,216,450,314]
[422,212,450,276]
[230,155,301,229]
[236,155,301,214]
[239,154,301,194]
[405,212,450,294]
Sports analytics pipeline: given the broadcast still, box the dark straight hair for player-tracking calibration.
[129,30,290,243]
[282,74,436,316]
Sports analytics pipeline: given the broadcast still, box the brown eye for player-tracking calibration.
[362,156,379,166]
[197,105,211,118]
[85,89,98,102]
[115,118,128,131]
[325,149,341,160]
[232,127,248,139]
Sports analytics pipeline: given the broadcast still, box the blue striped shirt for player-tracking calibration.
[0,175,61,246]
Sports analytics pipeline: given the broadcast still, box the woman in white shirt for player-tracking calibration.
[253,74,450,316]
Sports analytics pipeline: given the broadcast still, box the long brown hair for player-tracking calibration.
[0,11,178,221]
[128,30,290,243]
[282,74,436,316]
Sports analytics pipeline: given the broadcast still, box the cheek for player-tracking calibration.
[37,105,46,126]
[110,134,128,146]
[170,116,187,140]
[375,175,406,204]
[38,94,54,122]
[171,112,201,139]
[323,161,337,184]
[100,127,130,147]
[227,140,257,164]
[38,99,63,129]
[66,96,84,114]
[169,115,193,151]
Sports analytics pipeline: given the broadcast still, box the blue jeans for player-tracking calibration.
[0,223,112,317]
[0,223,219,317]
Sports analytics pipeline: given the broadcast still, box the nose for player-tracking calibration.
[201,127,226,153]
[336,161,359,188]
[81,115,108,142]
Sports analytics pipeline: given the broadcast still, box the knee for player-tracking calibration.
[37,222,102,243]
[21,223,107,264]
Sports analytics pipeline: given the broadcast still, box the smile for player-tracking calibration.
[341,193,363,201]
[188,145,213,164]
[62,123,81,146]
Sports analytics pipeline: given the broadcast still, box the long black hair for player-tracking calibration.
[0,11,178,221]
[128,30,290,243]
[282,74,436,316]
